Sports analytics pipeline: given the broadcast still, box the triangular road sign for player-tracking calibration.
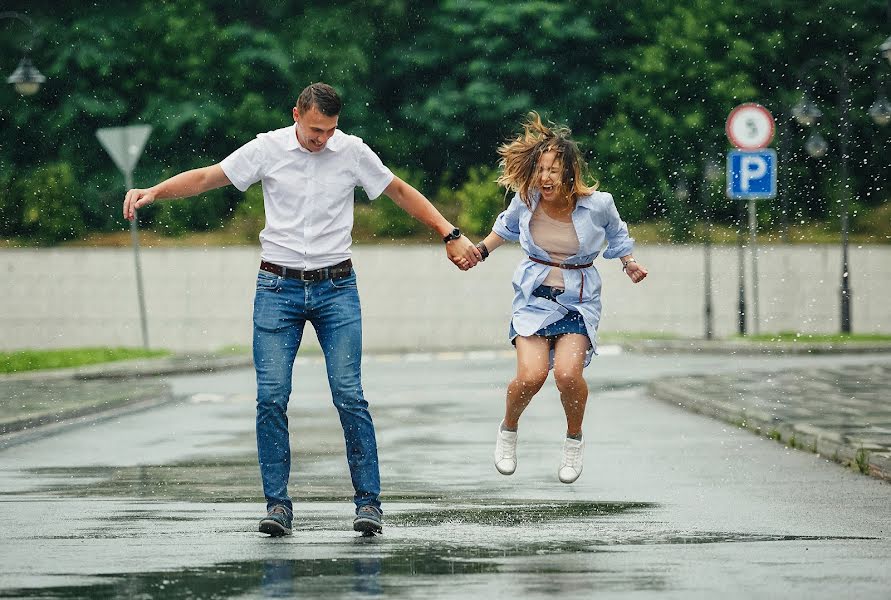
[96,125,153,174]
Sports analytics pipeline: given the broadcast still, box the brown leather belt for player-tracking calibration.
[260,259,352,281]
[528,257,593,302]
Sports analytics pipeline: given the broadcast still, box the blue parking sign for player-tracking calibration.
[727,149,777,199]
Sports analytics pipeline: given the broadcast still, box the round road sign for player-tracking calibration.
[726,103,775,149]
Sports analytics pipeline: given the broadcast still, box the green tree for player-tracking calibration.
[12,162,85,245]
[456,165,505,237]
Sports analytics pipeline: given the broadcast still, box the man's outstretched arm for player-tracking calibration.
[123,164,231,221]
[382,176,481,270]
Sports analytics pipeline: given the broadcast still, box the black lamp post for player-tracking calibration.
[791,55,890,334]
[1,11,46,96]
[702,159,722,340]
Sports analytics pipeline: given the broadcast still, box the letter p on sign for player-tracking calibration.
[727,149,777,199]
[740,155,768,191]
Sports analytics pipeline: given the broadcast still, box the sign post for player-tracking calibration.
[726,104,776,337]
[96,125,153,350]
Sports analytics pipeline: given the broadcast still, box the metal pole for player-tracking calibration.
[737,201,747,336]
[125,170,150,349]
[778,118,789,243]
[839,62,852,334]
[703,179,714,340]
[748,198,760,336]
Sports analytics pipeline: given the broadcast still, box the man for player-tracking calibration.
[123,83,481,536]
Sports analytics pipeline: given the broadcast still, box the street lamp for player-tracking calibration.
[791,55,890,334]
[882,36,891,67]
[1,12,46,96]
[702,159,722,341]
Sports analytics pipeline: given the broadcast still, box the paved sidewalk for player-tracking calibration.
[4,346,891,484]
[649,363,891,481]
[0,354,252,447]
[624,339,891,355]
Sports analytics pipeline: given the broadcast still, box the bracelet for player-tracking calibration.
[476,242,489,261]
[621,258,636,272]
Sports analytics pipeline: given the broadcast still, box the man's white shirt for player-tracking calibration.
[221,125,394,269]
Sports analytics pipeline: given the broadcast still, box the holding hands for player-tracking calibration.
[446,234,482,271]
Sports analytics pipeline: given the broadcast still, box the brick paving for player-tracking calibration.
[649,363,891,481]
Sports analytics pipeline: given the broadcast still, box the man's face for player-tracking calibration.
[293,105,339,152]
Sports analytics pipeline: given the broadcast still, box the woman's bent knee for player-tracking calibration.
[513,372,548,392]
[554,370,585,394]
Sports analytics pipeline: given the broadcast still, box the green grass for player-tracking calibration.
[740,332,891,343]
[213,344,252,356]
[597,331,680,342]
[14,201,885,249]
[855,448,871,475]
[0,347,171,374]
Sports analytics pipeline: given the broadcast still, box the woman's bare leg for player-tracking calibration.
[504,335,550,429]
[552,334,590,437]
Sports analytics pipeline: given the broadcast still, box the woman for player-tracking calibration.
[470,112,647,484]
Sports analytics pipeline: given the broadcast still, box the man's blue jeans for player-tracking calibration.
[252,269,380,515]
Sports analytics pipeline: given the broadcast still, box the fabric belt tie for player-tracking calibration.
[528,256,593,302]
[260,259,352,281]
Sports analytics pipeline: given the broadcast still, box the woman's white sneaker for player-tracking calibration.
[494,422,518,475]
[558,436,584,483]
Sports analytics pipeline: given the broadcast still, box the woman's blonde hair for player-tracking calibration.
[497,112,596,208]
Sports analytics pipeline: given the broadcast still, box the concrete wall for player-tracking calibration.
[1,244,889,352]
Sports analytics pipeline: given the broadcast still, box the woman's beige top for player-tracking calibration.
[529,206,580,289]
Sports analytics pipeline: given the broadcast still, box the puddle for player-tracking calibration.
[0,553,500,599]
[391,501,654,526]
[0,526,875,599]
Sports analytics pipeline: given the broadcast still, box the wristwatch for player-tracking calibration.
[442,228,462,243]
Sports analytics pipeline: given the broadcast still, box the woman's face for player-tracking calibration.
[537,150,564,202]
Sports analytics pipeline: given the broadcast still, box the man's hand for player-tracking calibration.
[447,235,482,271]
[625,261,648,283]
[123,188,157,221]
[122,165,231,222]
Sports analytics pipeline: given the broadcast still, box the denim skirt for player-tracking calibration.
[509,284,589,341]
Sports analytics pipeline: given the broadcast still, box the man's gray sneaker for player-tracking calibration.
[259,505,292,536]
[353,505,383,536]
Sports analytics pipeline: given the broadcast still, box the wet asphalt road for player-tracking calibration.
[1,350,890,598]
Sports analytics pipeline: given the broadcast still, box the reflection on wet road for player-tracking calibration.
[0,496,878,599]
[1,352,890,598]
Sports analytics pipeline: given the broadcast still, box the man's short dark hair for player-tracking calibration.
[296,83,342,116]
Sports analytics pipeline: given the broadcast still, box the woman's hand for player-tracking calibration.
[625,261,648,283]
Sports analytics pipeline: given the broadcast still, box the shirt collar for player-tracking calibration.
[574,193,597,210]
[528,190,596,212]
[289,125,344,153]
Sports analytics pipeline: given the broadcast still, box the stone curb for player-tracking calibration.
[0,355,253,444]
[0,354,254,383]
[648,378,891,482]
[0,387,177,449]
[623,340,891,355]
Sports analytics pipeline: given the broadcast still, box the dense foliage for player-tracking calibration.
[1,0,888,244]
